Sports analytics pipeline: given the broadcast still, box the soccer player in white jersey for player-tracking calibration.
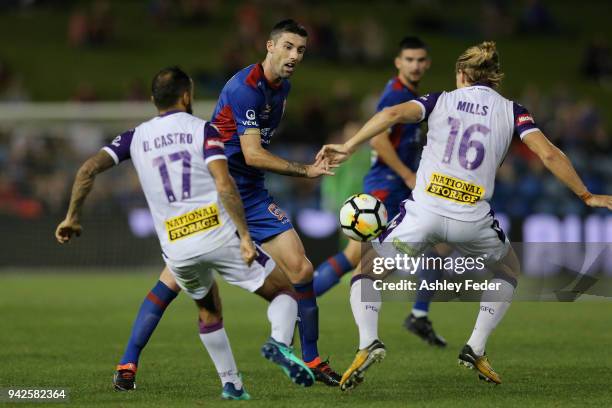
[318,42,612,389]
[55,67,315,400]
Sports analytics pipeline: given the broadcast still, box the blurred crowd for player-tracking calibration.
[2,0,611,100]
[0,124,143,219]
[1,84,610,222]
[0,0,610,222]
[492,86,612,217]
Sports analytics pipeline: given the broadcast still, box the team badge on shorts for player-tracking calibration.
[426,173,484,205]
[165,204,221,241]
[268,203,289,224]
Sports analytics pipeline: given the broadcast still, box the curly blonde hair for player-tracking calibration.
[455,41,504,88]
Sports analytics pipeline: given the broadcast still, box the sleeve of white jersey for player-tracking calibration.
[411,92,443,122]
[512,102,540,140]
[102,129,135,164]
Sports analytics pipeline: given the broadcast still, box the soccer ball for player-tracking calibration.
[339,193,388,241]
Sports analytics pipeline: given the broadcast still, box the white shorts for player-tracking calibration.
[165,235,275,300]
[374,199,510,264]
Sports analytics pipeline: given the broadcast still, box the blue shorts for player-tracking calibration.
[242,192,293,244]
[363,176,411,220]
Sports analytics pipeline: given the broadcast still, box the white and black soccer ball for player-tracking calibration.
[339,193,388,242]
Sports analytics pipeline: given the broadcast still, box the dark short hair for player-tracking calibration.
[398,36,428,53]
[270,19,308,40]
[151,66,192,110]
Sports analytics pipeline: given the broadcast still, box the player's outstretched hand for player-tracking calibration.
[55,218,82,244]
[585,194,612,210]
[240,237,257,267]
[315,144,350,165]
[306,157,337,178]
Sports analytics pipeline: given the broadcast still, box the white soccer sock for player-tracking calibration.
[467,278,515,356]
[267,293,298,346]
[199,326,242,389]
[350,277,382,349]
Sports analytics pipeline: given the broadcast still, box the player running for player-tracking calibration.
[56,66,315,400]
[313,36,447,347]
[108,19,342,388]
[318,41,612,389]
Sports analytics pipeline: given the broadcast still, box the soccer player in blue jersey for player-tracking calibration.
[111,19,342,388]
[313,37,447,346]
[208,19,341,385]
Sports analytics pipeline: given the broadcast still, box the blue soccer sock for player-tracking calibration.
[313,252,353,297]
[119,280,178,366]
[412,251,443,317]
[293,281,320,364]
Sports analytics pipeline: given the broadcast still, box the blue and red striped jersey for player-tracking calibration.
[210,63,290,196]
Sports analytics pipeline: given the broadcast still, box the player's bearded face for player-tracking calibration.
[396,49,430,84]
[270,33,307,79]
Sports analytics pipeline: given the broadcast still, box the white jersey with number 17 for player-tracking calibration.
[102,111,236,262]
[411,85,539,221]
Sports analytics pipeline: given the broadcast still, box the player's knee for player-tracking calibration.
[159,268,181,292]
[433,243,454,257]
[273,274,294,293]
[162,278,181,292]
[289,257,313,284]
[492,262,520,287]
[500,247,521,279]
[258,268,294,300]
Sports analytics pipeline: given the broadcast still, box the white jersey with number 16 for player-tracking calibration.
[411,85,539,221]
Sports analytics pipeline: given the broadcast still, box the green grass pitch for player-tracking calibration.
[1,271,611,407]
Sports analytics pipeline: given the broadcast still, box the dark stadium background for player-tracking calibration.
[0,2,611,407]
[1,0,610,270]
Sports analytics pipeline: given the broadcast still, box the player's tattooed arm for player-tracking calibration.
[56,150,115,243]
[240,129,334,178]
[208,159,257,265]
[65,150,115,220]
[277,159,334,178]
[217,185,251,239]
[282,161,308,177]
